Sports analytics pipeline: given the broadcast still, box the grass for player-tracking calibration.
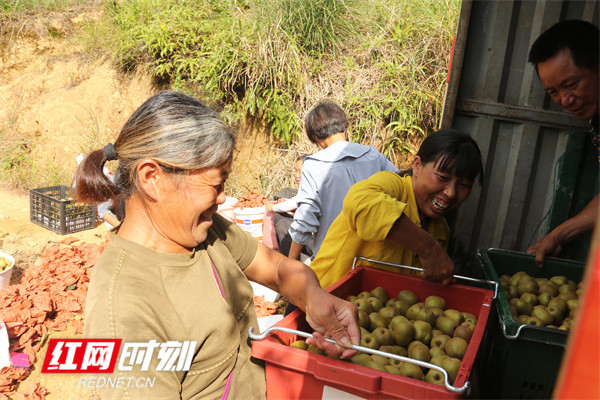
[1,0,460,197]
[0,0,102,59]
[0,87,101,192]
[0,0,86,13]
[0,130,69,190]
[83,0,459,153]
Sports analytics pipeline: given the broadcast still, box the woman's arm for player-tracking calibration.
[387,214,454,285]
[244,244,359,358]
[102,212,121,228]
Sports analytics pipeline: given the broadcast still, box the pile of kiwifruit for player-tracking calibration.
[500,272,581,330]
[289,287,477,386]
[0,256,12,272]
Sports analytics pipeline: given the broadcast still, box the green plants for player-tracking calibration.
[91,0,458,152]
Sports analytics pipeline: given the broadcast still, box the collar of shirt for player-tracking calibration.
[306,141,369,163]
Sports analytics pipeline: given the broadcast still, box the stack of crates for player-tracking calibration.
[476,248,584,399]
[30,185,96,235]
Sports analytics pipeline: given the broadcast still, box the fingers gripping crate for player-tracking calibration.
[30,185,96,235]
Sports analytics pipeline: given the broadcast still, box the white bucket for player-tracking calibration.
[0,252,15,289]
[217,196,239,223]
[233,206,265,242]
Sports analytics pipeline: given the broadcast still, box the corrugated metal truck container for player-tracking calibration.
[443,0,599,268]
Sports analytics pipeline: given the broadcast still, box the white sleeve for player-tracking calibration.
[272,196,298,213]
[97,199,114,218]
[289,165,320,246]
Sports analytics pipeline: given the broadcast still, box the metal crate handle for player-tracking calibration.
[351,256,499,299]
[249,326,470,394]
[480,248,572,345]
[499,315,568,347]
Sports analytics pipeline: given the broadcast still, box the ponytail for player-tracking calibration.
[72,149,119,204]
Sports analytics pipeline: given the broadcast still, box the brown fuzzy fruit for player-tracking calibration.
[445,337,468,360]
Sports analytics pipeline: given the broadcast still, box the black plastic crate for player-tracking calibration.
[476,248,585,399]
[30,185,96,235]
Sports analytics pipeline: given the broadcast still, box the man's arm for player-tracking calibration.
[527,194,599,267]
[288,163,319,259]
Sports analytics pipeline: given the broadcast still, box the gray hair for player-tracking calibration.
[113,90,236,196]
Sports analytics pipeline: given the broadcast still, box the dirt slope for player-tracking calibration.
[0,8,154,399]
[0,10,156,182]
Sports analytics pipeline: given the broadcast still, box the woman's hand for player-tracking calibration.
[387,215,455,285]
[244,245,360,358]
[304,292,360,359]
[419,241,455,285]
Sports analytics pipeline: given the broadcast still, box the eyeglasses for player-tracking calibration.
[158,162,187,174]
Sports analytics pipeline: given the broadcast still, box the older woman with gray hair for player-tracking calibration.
[74,90,359,400]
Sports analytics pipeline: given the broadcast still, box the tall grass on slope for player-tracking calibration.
[90,0,379,144]
[341,0,459,164]
[0,0,90,13]
[84,0,458,189]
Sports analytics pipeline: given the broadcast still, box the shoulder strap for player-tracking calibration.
[210,259,233,400]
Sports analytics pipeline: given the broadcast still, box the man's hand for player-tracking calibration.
[527,233,562,268]
[419,241,455,285]
[304,292,360,359]
[526,194,598,267]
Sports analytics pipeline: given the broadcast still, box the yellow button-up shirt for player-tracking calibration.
[311,171,450,289]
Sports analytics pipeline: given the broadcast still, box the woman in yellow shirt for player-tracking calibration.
[310,129,483,288]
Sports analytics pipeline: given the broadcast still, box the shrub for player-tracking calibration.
[90,0,459,156]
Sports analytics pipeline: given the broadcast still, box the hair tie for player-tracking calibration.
[103,144,118,161]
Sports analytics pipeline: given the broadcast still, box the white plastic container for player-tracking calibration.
[217,196,239,222]
[0,322,9,369]
[0,252,15,289]
[250,281,281,302]
[233,205,265,242]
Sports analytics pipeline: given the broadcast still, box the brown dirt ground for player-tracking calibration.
[0,189,107,399]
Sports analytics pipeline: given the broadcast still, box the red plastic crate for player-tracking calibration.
[251,266,494,400]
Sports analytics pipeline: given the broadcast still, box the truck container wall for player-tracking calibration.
[442,0,599,265]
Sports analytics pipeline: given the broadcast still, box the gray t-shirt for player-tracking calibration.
[84,214,265,400]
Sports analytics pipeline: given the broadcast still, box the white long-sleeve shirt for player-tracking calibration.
[272,196,298,213]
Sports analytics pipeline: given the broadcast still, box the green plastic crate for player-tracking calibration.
[476,248,584,399]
